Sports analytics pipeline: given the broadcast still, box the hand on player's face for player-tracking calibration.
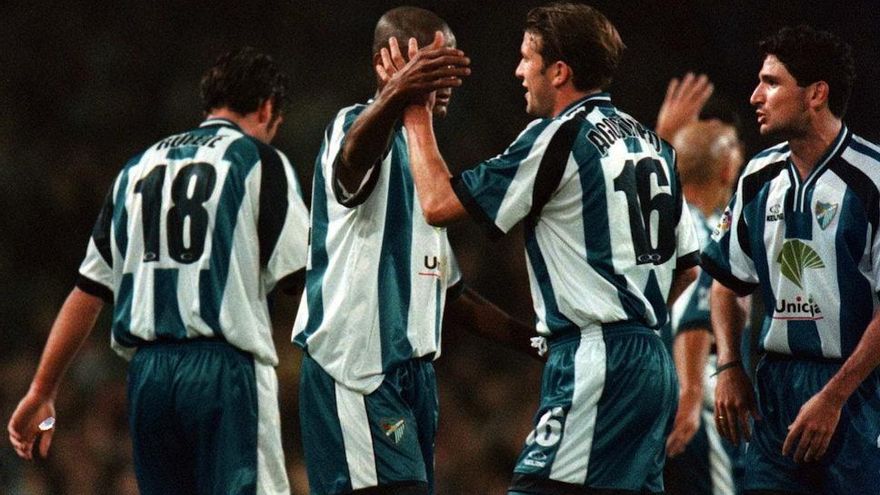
[375,31,470,116]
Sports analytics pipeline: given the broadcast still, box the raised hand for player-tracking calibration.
[375,31,470,110]
[655,73,714,141]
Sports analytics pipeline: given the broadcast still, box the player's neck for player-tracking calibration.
[788,114,842,179]
[205,108,264,140]
[552,87,601,117]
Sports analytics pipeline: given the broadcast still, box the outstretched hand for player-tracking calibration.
[375,31,470,111]
[8,390,56,461]
[655,73,714,141]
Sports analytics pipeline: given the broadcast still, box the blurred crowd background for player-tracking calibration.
[1,1,878,493]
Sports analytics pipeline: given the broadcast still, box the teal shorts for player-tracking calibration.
[744,353,880,494]
[127,340,288,495]
[509,324,677,494]
[299,353,437,495]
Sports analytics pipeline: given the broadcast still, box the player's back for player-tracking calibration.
[522,95,698,336]
[81,118,308,365]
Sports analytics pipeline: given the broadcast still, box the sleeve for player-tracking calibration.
[77,182,116,303]
[700,187,760,296]
[258,147,310,292]
[324,105,383,207]
[452,118,558,238]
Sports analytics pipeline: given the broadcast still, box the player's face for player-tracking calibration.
[750,55,810,138]
[432,30,457,119]
[515,32,554,118]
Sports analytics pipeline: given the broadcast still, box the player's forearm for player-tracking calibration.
[337,90,407,191]
[673,328,711,397]
[820,311,880,408]
[445,287,540,360]
[710,281,745,364]
[29,288,104,399]
[403,105,465,226]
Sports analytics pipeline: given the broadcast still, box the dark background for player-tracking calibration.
[1,1,878,493]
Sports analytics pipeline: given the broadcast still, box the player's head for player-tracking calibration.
[750,25,855,137]
[672,120,743,200]
[516,3,624,117]
[373,7,456,118]
[200,47,290,143]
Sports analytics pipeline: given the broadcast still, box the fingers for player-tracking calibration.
[375,63,390,82]
[380,47,394,74]
[783,419,833,463]
[431,30,444,49]
[664,77,680,102]
[37,429,54,459]
[389,37,406,69]
[408,37,419,61]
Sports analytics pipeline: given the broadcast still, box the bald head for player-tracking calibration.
[672,120,742,188]
[373,6,454,57]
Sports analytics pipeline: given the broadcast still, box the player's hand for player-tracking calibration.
[375,31,470,110]
[782,391,842,463]
[8,390,56,461]
[655,73,714,141]
[666,389,702,457]
[713,364,758,446]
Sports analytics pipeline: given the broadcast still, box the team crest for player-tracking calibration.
[815,201,839,230]
[776,239,825,289]
[381,418,406,444]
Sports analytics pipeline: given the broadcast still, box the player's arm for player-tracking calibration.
[655,73,714,142]
[709,280,756,446]
[8,287,104,460]
[444,287,542,361]
[337,33,470,193]
[667,266,697,306]
[666,326,711,456]
[782,309,880,463]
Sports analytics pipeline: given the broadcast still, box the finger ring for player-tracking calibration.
[716,415,724,420]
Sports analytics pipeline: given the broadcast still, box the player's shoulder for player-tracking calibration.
[742,142,790,178]
[843,132,880,167]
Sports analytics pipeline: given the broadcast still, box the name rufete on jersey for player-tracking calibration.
[773,239,825,321]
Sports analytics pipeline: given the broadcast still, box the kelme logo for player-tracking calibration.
[381,418,406,444]
[777,240,825,289]
[815,201,839,230]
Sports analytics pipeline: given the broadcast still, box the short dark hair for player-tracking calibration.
[200,47,290,117]
[525,3,625,91]
[373,7,452,58]
[759,25,855,118]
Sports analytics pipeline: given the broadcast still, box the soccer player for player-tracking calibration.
[703,25,880,494]
[292,7,533,495]
[662,119,745,495]
[8,47,308,495]
[381,3,700,493]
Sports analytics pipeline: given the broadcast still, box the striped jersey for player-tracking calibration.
[670,206,717,335]
[454,93,700,337]
[292,103,461,394]
[702,125,880,360]
[77,118,309,365]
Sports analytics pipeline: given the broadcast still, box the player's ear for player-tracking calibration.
[551,61,572,88]
[257,98,273,124]
[806,80,830,112]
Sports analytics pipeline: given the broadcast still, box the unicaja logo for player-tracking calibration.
[774,295,823,321]
[777,239,824,289]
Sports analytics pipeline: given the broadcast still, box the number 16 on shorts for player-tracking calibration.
[519,406,565,471]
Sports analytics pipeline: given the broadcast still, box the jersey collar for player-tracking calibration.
[559,92,612,117]
[200,118,242,131]
[787,124,850,212]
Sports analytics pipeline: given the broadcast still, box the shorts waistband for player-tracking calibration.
[136,337,239,354]
[547,321,658,349]
[763,352,845,365]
